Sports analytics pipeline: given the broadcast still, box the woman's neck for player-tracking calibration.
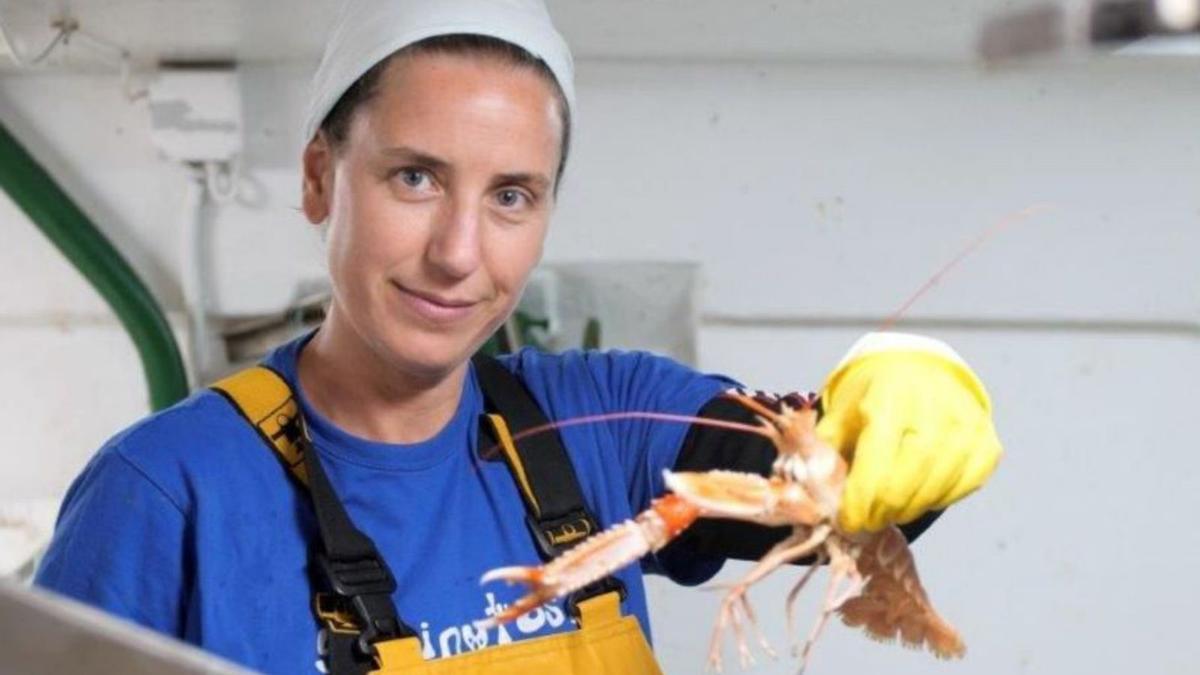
[296,316,467,445]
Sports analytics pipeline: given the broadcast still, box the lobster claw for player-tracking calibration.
[480,516,659,628]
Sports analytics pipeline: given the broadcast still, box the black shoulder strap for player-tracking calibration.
[471,354,627,617]
[300,415,416,650]
[212,367,415,674]
[471,354,597,552]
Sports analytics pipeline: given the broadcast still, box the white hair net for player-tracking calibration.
[303,0,575,146]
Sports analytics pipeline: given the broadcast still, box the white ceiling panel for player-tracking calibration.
[0,0,1044,70]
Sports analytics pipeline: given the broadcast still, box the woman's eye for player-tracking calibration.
[497,188,528,208]
[396,168,431,189]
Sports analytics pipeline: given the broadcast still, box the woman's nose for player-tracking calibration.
[426,195,483,280]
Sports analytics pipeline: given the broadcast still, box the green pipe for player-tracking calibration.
[0,121,188,410]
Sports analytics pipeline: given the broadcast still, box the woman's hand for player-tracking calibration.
[816,333,1003,533]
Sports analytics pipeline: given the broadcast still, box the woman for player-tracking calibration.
[35,1,1001,673]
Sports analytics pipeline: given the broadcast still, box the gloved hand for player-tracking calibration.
[815,333,1002,533]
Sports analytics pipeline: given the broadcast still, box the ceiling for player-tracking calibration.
[3,0,1197,73]
[0,0,1046,71]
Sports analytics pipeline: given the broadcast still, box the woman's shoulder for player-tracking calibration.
[86,388,271,511]
[108,388,248,457]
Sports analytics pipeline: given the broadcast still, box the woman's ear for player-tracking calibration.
[301,132,334,224]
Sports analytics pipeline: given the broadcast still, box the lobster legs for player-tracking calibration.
[706,524,832,672]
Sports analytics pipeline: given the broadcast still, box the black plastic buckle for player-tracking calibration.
[314,553,411,657]
[526,509,598,559]
[316,553,395,597]
[565,576,628,624]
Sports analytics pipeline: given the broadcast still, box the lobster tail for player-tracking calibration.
[838,526,965,659]
[924,613,967,659]
[839,594,965,658]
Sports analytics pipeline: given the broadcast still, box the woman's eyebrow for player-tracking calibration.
[379,145,451,172]
[495,172,551,192]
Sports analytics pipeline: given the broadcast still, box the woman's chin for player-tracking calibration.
[377,334,483,382]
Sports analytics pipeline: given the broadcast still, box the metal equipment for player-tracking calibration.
[979,0,1200,63]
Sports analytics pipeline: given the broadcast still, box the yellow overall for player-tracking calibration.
[213,366,664,675]
[368,592,660,674]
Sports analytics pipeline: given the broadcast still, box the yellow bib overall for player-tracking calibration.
[369,592,660,674]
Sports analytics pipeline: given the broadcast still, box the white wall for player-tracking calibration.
[1,56,1197,673]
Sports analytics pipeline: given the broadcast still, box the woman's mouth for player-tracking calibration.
[394,283,479,324]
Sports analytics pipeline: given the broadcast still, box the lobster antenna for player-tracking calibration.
[879,204,1049,332]
[479,411,770,461]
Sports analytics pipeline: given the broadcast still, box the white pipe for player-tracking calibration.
[179,168,209,386]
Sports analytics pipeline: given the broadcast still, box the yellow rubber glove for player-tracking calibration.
[815,333,1003,533]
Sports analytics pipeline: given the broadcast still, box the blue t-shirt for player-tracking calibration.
[35,336,736,673]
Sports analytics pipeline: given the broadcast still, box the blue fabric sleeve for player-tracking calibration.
[35,446,190,636]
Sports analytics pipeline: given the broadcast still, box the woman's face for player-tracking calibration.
[302,50,563,380]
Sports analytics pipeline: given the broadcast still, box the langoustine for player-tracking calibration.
[481,391,965,673]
